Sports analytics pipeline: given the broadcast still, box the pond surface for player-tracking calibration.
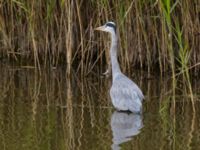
[0,63,200,150]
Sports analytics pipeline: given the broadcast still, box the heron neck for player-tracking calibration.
[110,33,121,81]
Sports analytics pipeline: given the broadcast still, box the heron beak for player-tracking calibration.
[94,26,105,31]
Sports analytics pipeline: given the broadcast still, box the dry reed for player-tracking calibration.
[0,0,199,76]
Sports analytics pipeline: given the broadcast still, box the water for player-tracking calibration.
[0,63,199,150]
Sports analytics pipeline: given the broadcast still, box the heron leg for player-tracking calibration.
[102,62,111,77]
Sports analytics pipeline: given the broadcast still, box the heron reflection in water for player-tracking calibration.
[111,111,143,150]
[95,22,144,113]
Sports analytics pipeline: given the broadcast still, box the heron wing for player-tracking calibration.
[113,74,144,100]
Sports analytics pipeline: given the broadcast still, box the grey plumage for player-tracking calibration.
[95,21,144,113]
[110,74,144,113]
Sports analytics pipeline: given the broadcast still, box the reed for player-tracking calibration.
[0,0,199,75]
[174,20,195,112]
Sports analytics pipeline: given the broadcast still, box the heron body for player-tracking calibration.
[95,22,144,113]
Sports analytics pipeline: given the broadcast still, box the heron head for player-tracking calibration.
[95,21,116,34]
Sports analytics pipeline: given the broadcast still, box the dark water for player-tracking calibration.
[0,63,200,150]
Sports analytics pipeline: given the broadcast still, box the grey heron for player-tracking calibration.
[95,21,144,113]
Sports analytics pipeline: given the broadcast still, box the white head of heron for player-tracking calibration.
[95,21,116,34]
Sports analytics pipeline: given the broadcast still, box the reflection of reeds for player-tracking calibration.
[143,73,200,150]
[64,76,75,149]
[0,64,199,149]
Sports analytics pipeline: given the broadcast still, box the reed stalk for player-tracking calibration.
[175,20,195,113]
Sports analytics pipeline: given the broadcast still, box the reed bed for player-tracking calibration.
[0,0,199,75]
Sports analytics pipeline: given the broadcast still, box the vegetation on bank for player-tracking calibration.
[0,0,199,75]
